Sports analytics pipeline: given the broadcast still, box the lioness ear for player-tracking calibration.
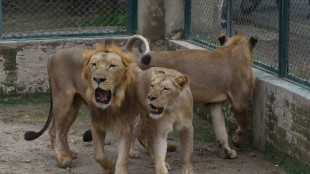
[175,75,190,90]
[153,69,165,76]
[249,35,258,50]
[218,33,227,46]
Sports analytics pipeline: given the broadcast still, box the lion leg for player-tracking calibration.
[180,125,195,174]
[49,94,83,167]
[231,104,248,148]
[92,128,115,174]
[154,132,169,174]
[206,103,237,159]
[115,129,133,174]
[130,115,141,158]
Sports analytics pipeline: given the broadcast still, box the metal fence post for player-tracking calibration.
[184,0,191,39]
[127,0,133,34]
[226,0,232,37]
[131,0,138,34]
[279,0,289,77]
[0,0,2,39]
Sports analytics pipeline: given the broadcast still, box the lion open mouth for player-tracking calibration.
[150,104,164,115]
[95,88,112,104]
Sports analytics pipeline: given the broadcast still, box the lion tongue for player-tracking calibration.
[99,91,109,101]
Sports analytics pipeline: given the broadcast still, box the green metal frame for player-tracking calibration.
[279,0,289,78]
[184,0,191,39]
[0,0,137,40]
[0,0,2,39]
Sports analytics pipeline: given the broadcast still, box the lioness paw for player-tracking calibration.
[129,150,141,159]
[232,130,245,148]
[165,162,171,171]
[218,147,237,159]
[167,142,177,152]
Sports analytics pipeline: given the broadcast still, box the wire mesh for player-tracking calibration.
[187,0,225,49]
[288,0,310,83]
[1,0,129,39]
[186,0,310,87]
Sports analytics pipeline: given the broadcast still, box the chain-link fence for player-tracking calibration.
[185,0,310,88]
[0,0,136,39]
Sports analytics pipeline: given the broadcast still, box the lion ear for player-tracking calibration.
[249,35,258,50]
[175,75,190,90]
[218,33,227,46]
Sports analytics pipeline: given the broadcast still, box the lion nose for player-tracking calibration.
[93,77,106,84]
[148,95,157,101]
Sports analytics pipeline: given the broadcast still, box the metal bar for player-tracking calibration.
[226,0,232,37]
[184,0,191,39]
[127,0,133,35]
[131,0,138,34]
[0,0,2,39]
[278,0,289,77]
[1,32,128,40]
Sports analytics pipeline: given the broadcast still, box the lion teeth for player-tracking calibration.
[104,98,107,100]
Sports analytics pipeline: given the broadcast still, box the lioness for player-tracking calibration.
[24,42,141,173]
[126,33,258,159]
[135,67,195,174]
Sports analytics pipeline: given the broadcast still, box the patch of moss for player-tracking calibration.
[193,127,216,142]
[264,142,310,174]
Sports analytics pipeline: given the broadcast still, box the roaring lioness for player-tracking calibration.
[24,42,142,173]
[126,33,258,159]
[134,67,195,174]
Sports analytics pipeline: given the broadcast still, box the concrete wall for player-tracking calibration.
[137,0,184,41]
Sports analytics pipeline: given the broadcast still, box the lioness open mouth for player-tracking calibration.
[150,104,164,115]
[95,88,112,104]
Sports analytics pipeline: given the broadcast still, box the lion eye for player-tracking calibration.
[109,64,117,68]
[163,87,169,91]
[150,85,154,89]
[91,63,97,67]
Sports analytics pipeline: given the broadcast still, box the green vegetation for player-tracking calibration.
[0,93,50,107]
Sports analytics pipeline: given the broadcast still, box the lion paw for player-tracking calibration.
[129,150,141,159]
[232,130,244,148]
[70,150,77,159]
[56,155,72,168]
[218,147,237,159]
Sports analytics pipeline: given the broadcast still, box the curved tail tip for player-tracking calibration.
[24,131,41,141]
[83,130,93,142]
[141,54,151,65]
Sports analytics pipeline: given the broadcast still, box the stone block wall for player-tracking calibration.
[0,37,130,96]
[264,79,310,166]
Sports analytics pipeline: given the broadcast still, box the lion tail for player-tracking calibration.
[24,87,53,141]
[125,35,150,55]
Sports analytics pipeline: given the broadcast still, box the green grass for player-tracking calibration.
[0,93,50,107]
[169,127,216,143]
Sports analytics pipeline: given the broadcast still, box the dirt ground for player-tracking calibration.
[0,102,285,174]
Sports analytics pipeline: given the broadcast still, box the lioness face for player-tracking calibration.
[87,52,126,109]
[147,71,189,120]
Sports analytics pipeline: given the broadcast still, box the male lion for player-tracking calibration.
[24,42,141,173]
[126,33,258,159]
[134,67,195,174]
